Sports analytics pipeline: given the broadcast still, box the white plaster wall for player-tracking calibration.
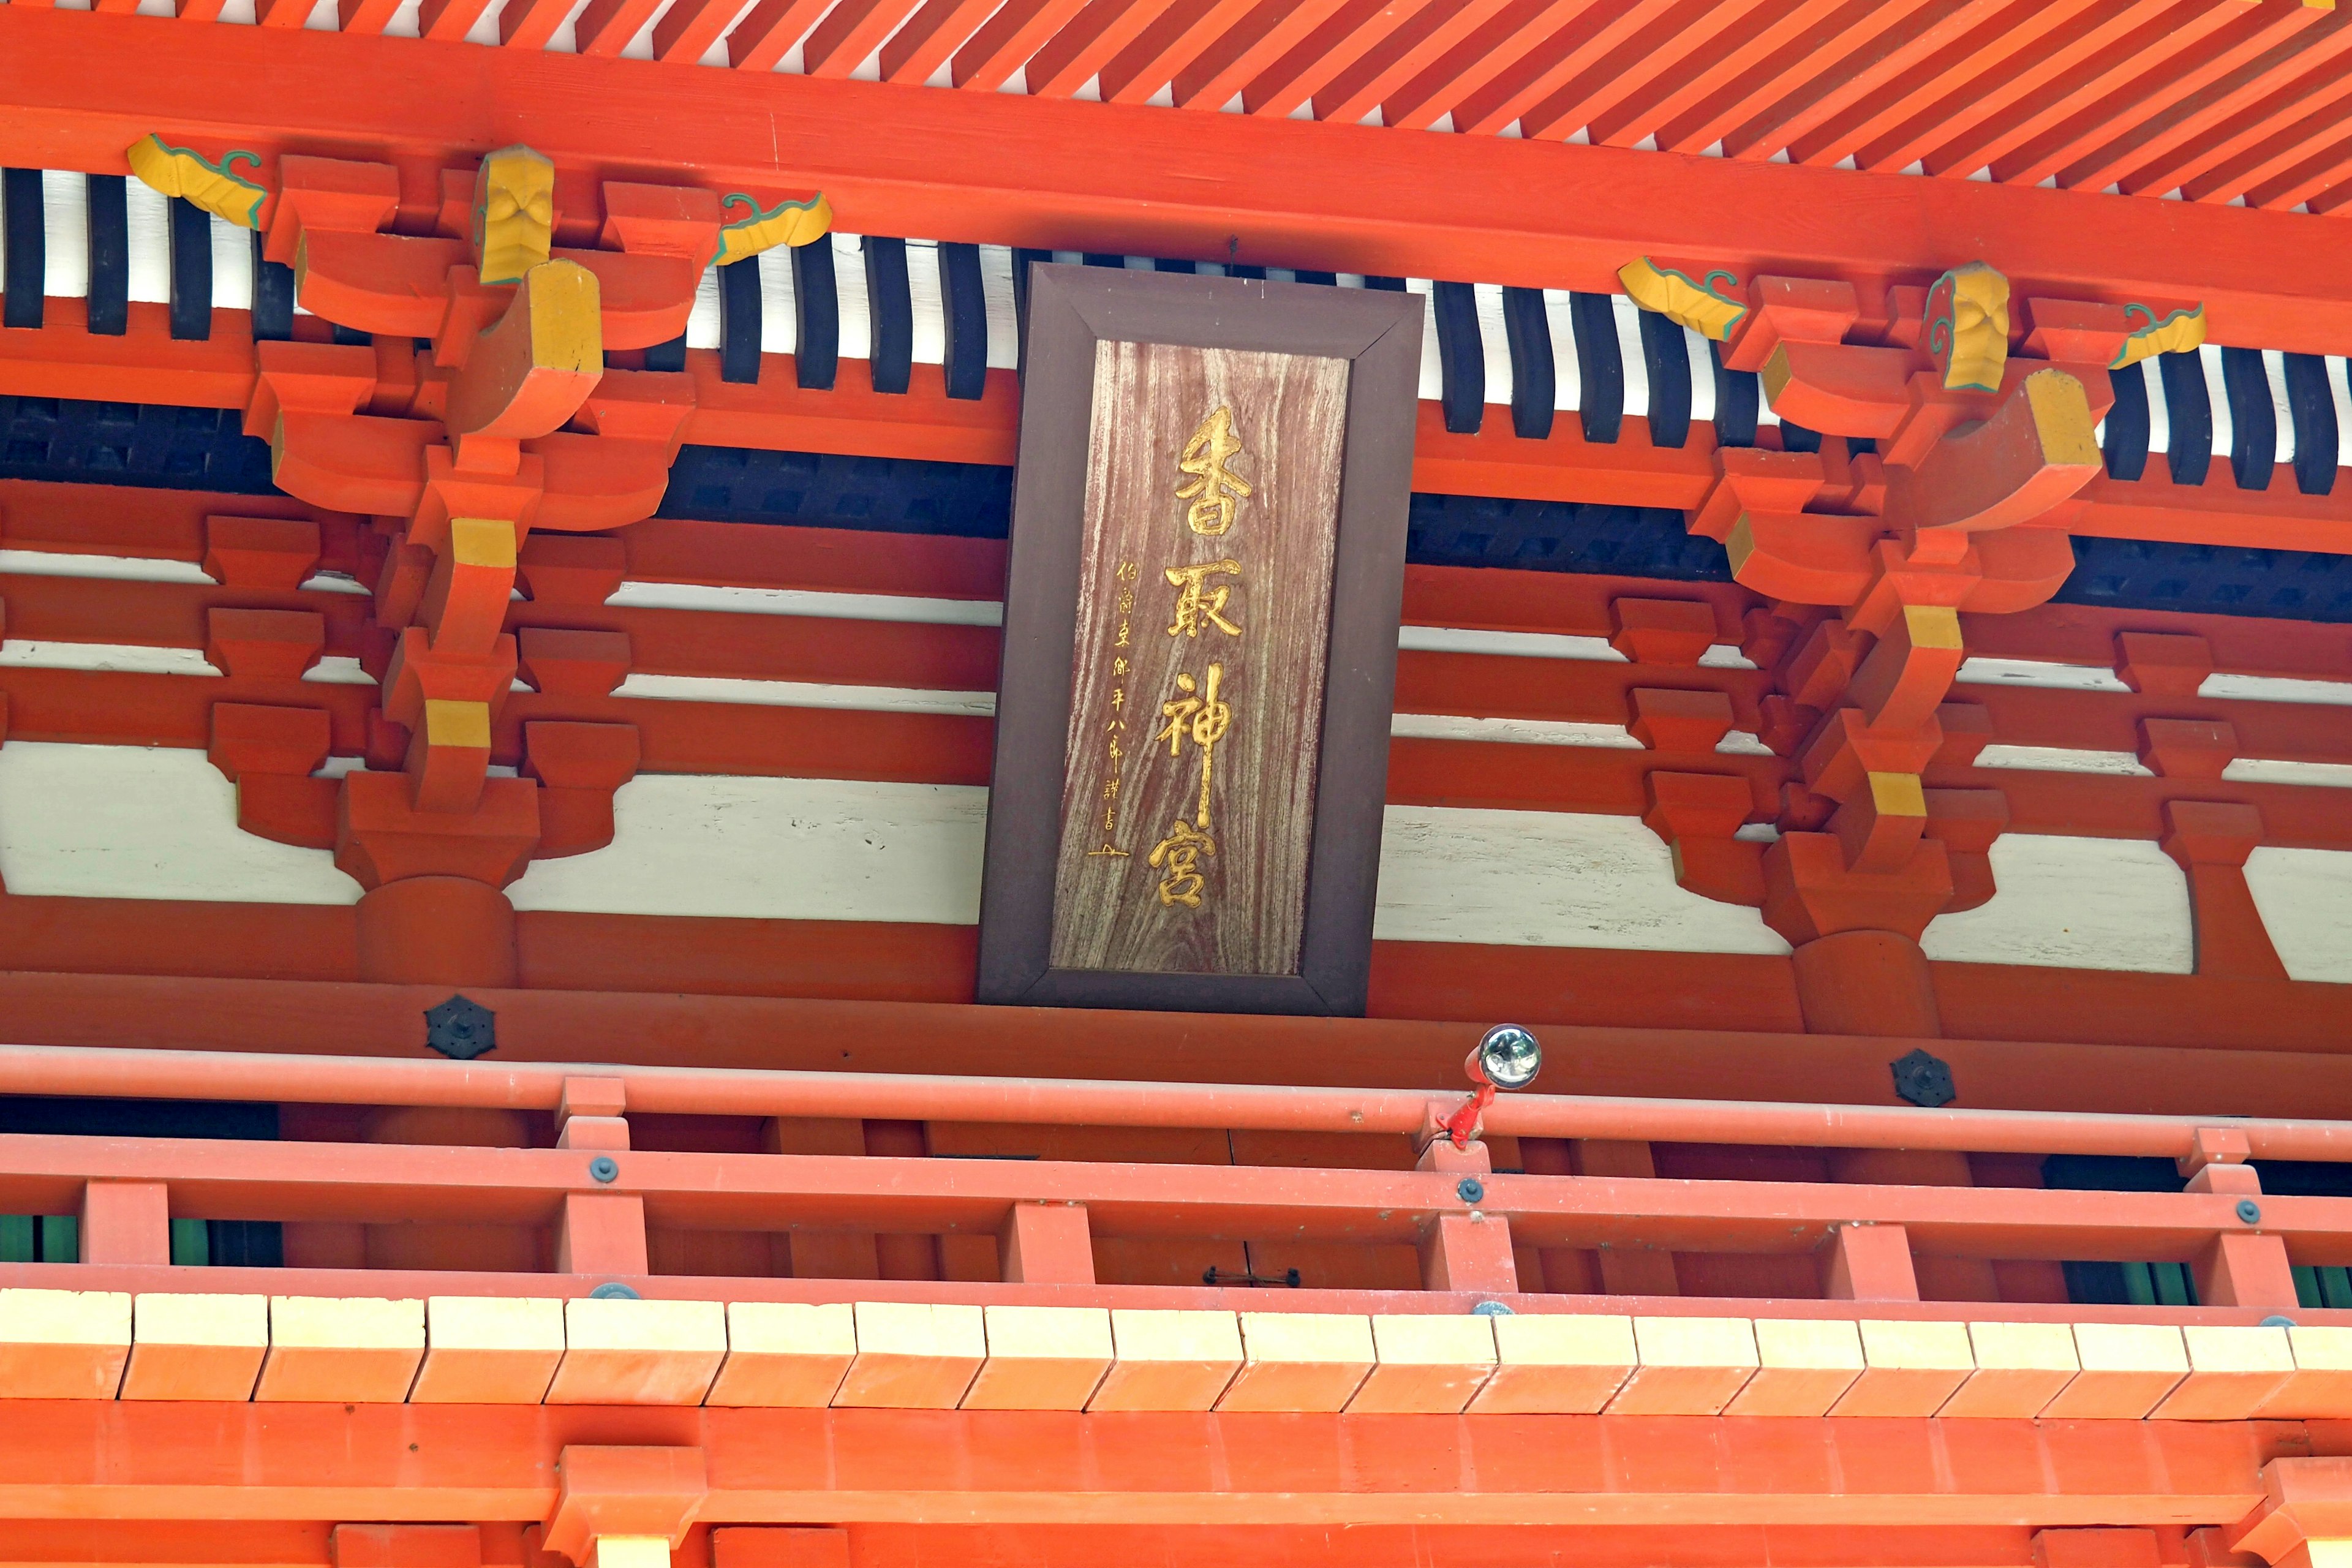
[1922,833,2193,973]
[507,775,990,924]
[508,777,1792,952]
[1371,805,1789,952]
[2245,846,2352,984]
[0,742,360,905]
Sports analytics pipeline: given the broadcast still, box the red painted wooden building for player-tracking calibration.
[0,1,2348,1565]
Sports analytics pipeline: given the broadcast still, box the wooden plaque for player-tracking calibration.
[976,265,1422,1014]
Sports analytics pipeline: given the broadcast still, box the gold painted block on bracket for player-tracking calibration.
[1468,1313,1636,1414]
[123,1292,266,1401]
[1942,1321,2079,1417]
[1090,1309,1242,1411]
[2151,1325,2294,1420]
[0,1287,130,1399]
[256,1296,424,1403]
[1219,1312,1375,1412]
[835,1302,984,1409]
[707,1302,856,1407]
[410,1296,564,1404]
[963,1305,1112,1411]
[1610,1316,1757,1415]
[1346,1314,1496,1414]
[2040,1323,2187,1419]
[1725,1319,1861,1417]
[548,1297,726,1406]
[1830,1319,1973,1417]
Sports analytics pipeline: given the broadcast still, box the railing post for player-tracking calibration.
[2178,1135,2298,1309]
[999,1202,1093,1284]
[557,1193,649,1278]
[557,1077,631,1150]
[80,1180,170,1265]
[1819,1221,1920,1300]
[1420,1213,1517,1294]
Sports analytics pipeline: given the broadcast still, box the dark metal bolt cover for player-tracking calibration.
[590,1156,620,1184]
[423,994,496,1061]
[1457,1177,1485,1204]
[1890,1048,1956,1109]
[2237,1198,2263,1224]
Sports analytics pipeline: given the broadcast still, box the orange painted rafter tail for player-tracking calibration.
[1962,1,2255,184]
[1996,0,2335,190]
[1830,0,2112,173]
[2250,137,2352,214]
[1020,0,1168,99]
[1307,0,1520,127]
[2121,39,2352,195]
[1519,0,1722,145]
[802,0,924,77]
[1378,0,1594,133]
[1170,0,1355,109]
[1449,0,1668,137]
[1098,0,1261,106]
[1684,0,1956,157]
[499,0,579,48]
[1891,0,2182,176]
[574,0,674,55]
[7,8,2352,347]
[880,0,1004,82]
[2182,81,2352,204]
[652,0,747,61]
[2062,10,2352,192]
[1237,0,1436,119]
[726,0,835,70]
[1618,0,1850,155]
[951,0,1095,88]
[1722,0,1977,162]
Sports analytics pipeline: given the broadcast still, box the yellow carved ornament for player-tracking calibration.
[473,145,557,287]
[1926,261,2010,393]
[2111,303,2207,368]
[713,191,834,266]
[1617,257,1746,341]
[124,135,268,228]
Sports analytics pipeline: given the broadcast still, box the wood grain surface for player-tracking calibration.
[1047,341,1349,976]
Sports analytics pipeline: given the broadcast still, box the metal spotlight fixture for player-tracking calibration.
[1439,1024,1544,1150]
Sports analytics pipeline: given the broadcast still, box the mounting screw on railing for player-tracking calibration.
[590,1156,620,1184]
[1457,1177,1485,1204]
[2237,1198,2263,1224]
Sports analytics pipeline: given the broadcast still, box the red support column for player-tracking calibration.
[79,1180,170,1265]
[2163,800,2290,980]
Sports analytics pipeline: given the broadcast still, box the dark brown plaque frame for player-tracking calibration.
[975,263,1423,1015]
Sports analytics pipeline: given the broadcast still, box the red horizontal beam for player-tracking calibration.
[0,1397,2286,1526]
[0,961,2346,1105]
[2,1133,2343,1262]
[0,7,2347,355]
[12,1041,2352,1163]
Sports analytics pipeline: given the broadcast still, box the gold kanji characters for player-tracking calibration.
[1165,559,1242,638]
[1175,405,1252,535]
[1148,818,1216,908]
[1155,663,1232,832]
